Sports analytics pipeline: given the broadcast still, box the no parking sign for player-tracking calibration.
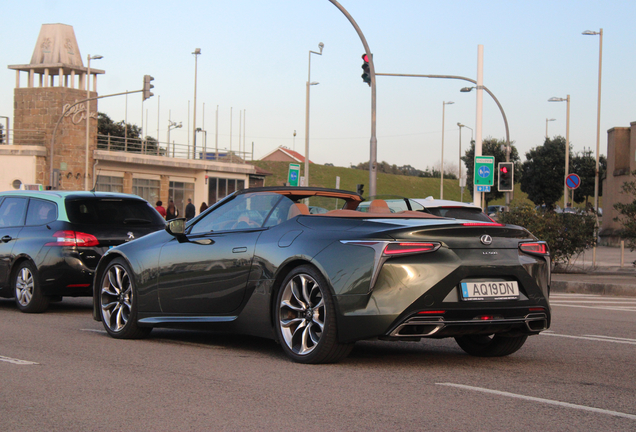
[566,173,581,190]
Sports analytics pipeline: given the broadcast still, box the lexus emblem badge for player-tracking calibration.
[480,234,493,245]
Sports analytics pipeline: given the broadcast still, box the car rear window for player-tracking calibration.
[65,198,165,226]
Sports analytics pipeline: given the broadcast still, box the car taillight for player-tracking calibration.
[462,222,504,227]
[383,242,440,255]
[45,230,99,247]
[519,242,548,255]
[417,310,445,315]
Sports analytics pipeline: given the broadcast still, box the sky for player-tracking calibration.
[2,0,635,174]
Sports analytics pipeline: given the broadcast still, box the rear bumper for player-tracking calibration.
[387,312,549,339]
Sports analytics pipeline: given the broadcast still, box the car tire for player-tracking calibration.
[13,261,49,313]
[455,334,528,357]
[274,265,353,364]
[99,258,151,339]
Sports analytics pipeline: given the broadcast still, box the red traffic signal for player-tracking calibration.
[361,53,371,86]
[498,162,514,192]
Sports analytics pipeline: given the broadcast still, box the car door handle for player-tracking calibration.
[232,247,247,253]
[1,235,12,243]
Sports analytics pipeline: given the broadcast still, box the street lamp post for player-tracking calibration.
[546,118,556,138]
[85,54,102,191]
[583,28,603,267]
[457,122,467,202]
[196,128,207,158]
[549,96,571,208]
[440,101,454,199]
[304,42,324,187]
[167,119,182,157]
[192,48,201,160]
[460,85,511,205]
[582,29,603,217]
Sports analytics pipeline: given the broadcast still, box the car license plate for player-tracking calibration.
[460,281,520,301]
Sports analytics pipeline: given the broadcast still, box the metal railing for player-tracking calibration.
[0,129,46,146]
[96,134,253,163]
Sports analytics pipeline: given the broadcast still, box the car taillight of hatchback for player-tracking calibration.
[45,230,99,247]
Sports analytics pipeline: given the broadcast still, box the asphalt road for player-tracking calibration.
[1,293,635,432]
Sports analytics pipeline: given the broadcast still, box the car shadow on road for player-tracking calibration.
[0,296,93,314]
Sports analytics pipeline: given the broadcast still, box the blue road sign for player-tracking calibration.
[477,185,491,192]
[566,173,581,190]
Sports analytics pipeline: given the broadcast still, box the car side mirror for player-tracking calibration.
[165,218,187,239]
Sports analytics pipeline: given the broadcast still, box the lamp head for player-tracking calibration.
[318,42,324,54]
[90,55,103,60]
[457,122,465,127]
[582,30,599,35]
[460,87,474,93]
[548,97,564,102]
[445,101,454,105]
[193,48,201,55]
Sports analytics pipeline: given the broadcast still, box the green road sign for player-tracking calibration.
[288,163,301,187]
[474,156,495,186]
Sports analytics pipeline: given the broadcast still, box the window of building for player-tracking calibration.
[132,178,160,204]
[96,175,124,193]
[208,178,246,205]
[169,181,195,216]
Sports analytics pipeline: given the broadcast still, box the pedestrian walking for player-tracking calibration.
[185,198,196,221]
[155,200,166,219]
[166,200,179,220]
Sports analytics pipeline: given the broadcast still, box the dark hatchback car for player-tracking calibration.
[0,191,165,313]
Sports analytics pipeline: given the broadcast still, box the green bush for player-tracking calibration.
[499,203,596,263]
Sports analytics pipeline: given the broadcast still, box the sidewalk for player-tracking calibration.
[551,245,636,297]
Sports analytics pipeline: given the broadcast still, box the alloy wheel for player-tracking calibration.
[278,273,325,356]
[15,267,34,307]
[100,264,133,332]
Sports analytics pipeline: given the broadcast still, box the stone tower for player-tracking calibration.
[8,23,105,190]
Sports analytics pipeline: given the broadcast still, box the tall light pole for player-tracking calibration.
[192,48,201,159]
[85,54,102,190]
[167,118,182,157]
[549,96,571,208]
[304,42,324,187]
[440,101,454,199]
[546,118,556,138]
[582,29,603,218]
[457,122,468,202]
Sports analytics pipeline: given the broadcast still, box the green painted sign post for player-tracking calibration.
[288,163,301,187]
[474,156,495,186]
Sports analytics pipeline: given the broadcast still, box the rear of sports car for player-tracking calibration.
[333,220,550,356]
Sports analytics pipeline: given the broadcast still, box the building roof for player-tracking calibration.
[8,23,104,75]
[259,146,313,164]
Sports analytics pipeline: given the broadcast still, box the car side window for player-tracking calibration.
[0,197,28,227]
[26,199,57,226]
[189,192,286,234]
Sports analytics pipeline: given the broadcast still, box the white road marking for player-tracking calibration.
[540,332,636,345]
[583,334,636,343]
[436,383,636,421]
[549,304,636,312]
[0,355,39,365]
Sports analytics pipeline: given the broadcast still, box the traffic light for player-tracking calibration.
[498,162,514,192]
[356,184,365,196]
[361,54,371,86]
[143,75,155,101]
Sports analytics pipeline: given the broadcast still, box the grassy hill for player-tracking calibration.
[252,160,529,206]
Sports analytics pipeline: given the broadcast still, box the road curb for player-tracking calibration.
[551,280,636,297]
